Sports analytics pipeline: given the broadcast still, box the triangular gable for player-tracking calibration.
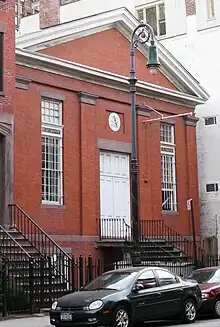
[39,28,176,91]
[16,7,209,102]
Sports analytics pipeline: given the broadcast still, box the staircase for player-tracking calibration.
[0,204,75,316]
[97,218,217,271]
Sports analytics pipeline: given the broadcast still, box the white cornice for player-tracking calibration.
[16,7,209,103]
[15,48,206,107]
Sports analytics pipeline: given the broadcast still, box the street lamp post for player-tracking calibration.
[129,24,160,263]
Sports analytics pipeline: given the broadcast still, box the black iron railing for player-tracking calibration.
[9,204,70,257]
[139,220,217,266]
[97,218,132,241]
[9,204,74,289]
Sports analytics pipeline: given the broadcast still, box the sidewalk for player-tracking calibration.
[0,315,50,327]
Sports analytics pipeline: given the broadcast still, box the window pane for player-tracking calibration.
[137,9,144,22]
[160,124,174,144]
[159,21,166,36]
[137,270,157,289]
[41,99,62,125]
[207,0,215,19]
[161,154,177,211]
[156,269,178,286]
[159,3,165,19]
[42,136,61,203]
[146,6,157,35]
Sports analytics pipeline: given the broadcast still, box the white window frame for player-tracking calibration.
[206,183,218,193]
[160,124,177,212]
[136,1,166,37]
[41,98,63,205]
[204,116,217,126]
[207,0,215,20]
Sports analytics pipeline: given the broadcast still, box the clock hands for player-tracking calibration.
[113,115,118,127]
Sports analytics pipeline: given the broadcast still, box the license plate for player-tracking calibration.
[60,312,72,321]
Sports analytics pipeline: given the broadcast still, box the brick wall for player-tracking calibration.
[0,0,15,112]
[15,64,200,239]
[14,28,200,256]
[39,0,60,29]
[185,0,196,16]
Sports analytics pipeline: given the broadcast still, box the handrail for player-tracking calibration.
[9,204,72,260]
[140,220,216,265]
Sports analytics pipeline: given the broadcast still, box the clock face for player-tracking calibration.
[108,112,121,132]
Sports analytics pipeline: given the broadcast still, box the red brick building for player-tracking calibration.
[2,7,209,261]
[0,0,15,229]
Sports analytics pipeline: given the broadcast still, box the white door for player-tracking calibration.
[100,151,131,239]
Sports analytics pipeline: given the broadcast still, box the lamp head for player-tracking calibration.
[147,40,160,75]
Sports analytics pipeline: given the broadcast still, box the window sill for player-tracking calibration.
[41,204,65,209]
[162,210,179,216]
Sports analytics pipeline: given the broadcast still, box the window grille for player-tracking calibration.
[160,123,177,212]
[41,98,63,204]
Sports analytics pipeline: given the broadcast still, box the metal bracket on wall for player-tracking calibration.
[142,105,193,123]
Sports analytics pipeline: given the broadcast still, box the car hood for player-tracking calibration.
[58,289,119,307]
[199,283,220,292]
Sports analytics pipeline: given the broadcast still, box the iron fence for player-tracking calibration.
[1,252,220,318]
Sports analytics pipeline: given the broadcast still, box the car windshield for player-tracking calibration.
[83,271,138,291]
[187,269,220,284]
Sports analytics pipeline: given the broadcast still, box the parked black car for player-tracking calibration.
[50,266,202,327]
[187,267,220,318]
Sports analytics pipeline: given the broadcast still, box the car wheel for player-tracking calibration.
[112,306,131,327]
[213,298,220,318]
[181,298,196,324]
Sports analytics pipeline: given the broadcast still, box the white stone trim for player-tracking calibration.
[16,7,209,102]
[16,48,207,107]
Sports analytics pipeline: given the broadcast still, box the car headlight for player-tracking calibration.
[51,301,58,310]
[88,300,103,310]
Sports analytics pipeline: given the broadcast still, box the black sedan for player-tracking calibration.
[50,266,202,327]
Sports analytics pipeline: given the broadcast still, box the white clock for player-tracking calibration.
[108,112,121,132]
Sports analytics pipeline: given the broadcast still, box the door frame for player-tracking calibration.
[0,113,13,228]
[99,150,131,239]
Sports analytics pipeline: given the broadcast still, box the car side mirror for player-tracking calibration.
[133,283,144,292]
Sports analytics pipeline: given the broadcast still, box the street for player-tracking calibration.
[0,316,218,327]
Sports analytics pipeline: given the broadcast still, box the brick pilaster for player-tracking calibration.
[39,0,60,29]
[185,0,196,16]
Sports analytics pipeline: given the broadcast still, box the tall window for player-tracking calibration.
[207,0,215,19]
[41,98,63,205]
[136,2,166,37]
[0,33,3,92]
[160,124,177,212]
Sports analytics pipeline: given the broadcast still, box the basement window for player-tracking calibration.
[204,116,217,126]
[206,183,219,193]
[0,33,3,92]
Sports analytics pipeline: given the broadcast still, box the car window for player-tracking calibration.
[136,270,157,289]
[156,269,178,286]
[188,269,220,284]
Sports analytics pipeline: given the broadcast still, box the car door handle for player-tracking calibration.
[155,292,161,297]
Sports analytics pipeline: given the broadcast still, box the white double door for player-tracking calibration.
[100,151,131,239]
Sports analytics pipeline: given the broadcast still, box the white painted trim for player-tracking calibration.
[15,7,209,102]
[16,48,207,106]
